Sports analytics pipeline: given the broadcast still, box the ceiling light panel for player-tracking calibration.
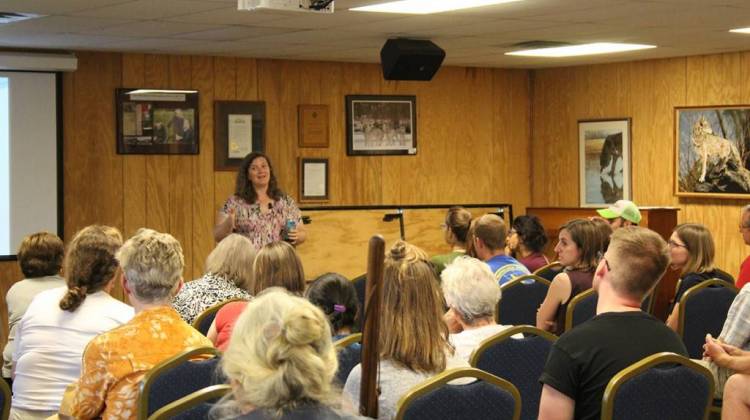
[350,0,522,15]
[506,42,656,57]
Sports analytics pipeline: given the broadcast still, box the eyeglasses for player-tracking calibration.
[596,251,611,271]
[668,240,688,249]
[740,223,750,231]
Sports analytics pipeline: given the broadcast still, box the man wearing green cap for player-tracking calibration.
[596,200,641,230]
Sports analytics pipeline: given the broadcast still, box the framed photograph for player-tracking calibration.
[214,101,265,171]
[675,106,750,198]
[116,88,199,154]
[299,158,329,202]
[345,95,416,156]
[298,104,329,148]
[578,118,632,207]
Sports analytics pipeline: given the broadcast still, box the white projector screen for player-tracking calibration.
[0,71,61,258]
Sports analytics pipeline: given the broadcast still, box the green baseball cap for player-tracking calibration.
[597,200,641,224]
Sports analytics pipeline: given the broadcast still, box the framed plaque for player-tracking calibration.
[214,101,265,171]
[298,104,329,148]
[299,158,329,202]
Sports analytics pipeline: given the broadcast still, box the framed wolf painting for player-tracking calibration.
[675,106,750,199]
[578,119,632,207]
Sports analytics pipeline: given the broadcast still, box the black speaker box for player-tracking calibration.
[380,39,445,81]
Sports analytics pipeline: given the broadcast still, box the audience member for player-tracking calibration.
[703,337,750,419]
[595,199,641,230]
[344,241,467,419]
[431,206,472,275]
[737,205,750,289]
[3,232,66,386]
[441,256,510,361]
[590,217,614,252]
[536,219,600,335]
[63,228,212,420]
[472,214,530,285]
[10,226,133,420]
[666,223,734,330]
[507,215,549,273]
[538,227,687,420]
[209,241,305,350]
[172,233,255,324]
[306,272,359,340]
[213,288,361,420]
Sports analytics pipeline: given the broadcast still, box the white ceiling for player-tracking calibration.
[1,0,750,68]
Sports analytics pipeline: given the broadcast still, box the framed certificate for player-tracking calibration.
[214,101,265,171]
[299,158,329,202]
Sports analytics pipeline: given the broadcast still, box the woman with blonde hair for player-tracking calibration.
[215,288,360,419]
[343,240,466,419]
[209,241,305,350]
[666,223,733,330]
[172,234,256,324]
[536,219,602,335]
[10,226,134,420]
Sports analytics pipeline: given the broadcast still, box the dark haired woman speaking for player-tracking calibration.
[214,152,306,249]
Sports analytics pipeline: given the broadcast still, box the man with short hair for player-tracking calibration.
[472,214,529,285]
[596,199,641,230]
[737,204,750,289]
[538,227,687,420]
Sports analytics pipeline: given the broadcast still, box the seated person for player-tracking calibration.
[595,199,641,230]
[431,206,472,275]
[472,214,530,285]
[703,337,750,419]
[212,288,362,419]
[172,233,255,324]
[536,219,601,335]
[538,227,687,420]
[3,232,66,386]
[441,256,512,361]
[10,226,133,420]
[209,241,305,350]
[507,215,549,273]
[344,241,468,420]
[665,223,734,330]
[63,228,212,420]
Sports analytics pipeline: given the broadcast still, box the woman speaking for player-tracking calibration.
[214,152,306,249]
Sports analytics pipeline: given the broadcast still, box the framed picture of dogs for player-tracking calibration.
[675,106,750,198]
[345,95,417,156]
[578,118,632,207]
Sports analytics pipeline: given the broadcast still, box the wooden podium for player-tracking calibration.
[527,207,679,321]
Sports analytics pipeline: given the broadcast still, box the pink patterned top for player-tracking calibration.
[221,194,302,250]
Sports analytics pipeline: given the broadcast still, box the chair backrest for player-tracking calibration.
[138,346,222,419]
[678,279,739,359]
[601,352,714,420]
[149,384,231,420]
[469,326,557,420]
[533,261,563,282]
[192,298,246,336]
[564,288,598,332]
[0,378,10,420]
[333,333,363,385]
[640,291,654,314]
[496,275,551,326]
[395,368,521,420]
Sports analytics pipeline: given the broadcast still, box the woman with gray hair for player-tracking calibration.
[172,233,255,324]
[62,228,212,420]
[442,256,513,361]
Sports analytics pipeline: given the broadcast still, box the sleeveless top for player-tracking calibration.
[554,268,595,335]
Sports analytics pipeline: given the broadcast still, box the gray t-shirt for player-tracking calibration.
[2,275,65,377]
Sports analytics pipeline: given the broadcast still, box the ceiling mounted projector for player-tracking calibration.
[238,0,334,13]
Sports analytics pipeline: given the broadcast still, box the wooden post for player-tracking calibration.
[359,235,385,418]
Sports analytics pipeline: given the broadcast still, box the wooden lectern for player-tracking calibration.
[527,207,679,321]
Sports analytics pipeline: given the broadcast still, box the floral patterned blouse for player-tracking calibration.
[221,194,302,250]
[171,273,252,325]
[65,306,213,420]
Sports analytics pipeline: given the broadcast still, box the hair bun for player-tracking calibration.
[282,306,324,346]
[388,240,408,261]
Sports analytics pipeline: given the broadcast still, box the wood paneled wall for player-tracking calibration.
[0,51,532,340]
[531,52,750,276]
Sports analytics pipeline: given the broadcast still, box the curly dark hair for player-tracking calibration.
[305,272,359,334]
[512,215,548,253]
[235,152,284,204]
[17,232,64,278]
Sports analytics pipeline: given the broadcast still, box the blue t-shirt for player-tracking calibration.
[486,254,530,285]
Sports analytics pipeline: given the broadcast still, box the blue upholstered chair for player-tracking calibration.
[564,288,598,332]
[601,352,714,420]
[149,384,231,420]
[333,333,362,385]
[0,378,10,420]
[469,325,557,420]
[395,368,521,420]
[191,298,246,336]
[533,261,563,282]
[677,279,738,359]
[138,346,223,419]
[497,275,550,326]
